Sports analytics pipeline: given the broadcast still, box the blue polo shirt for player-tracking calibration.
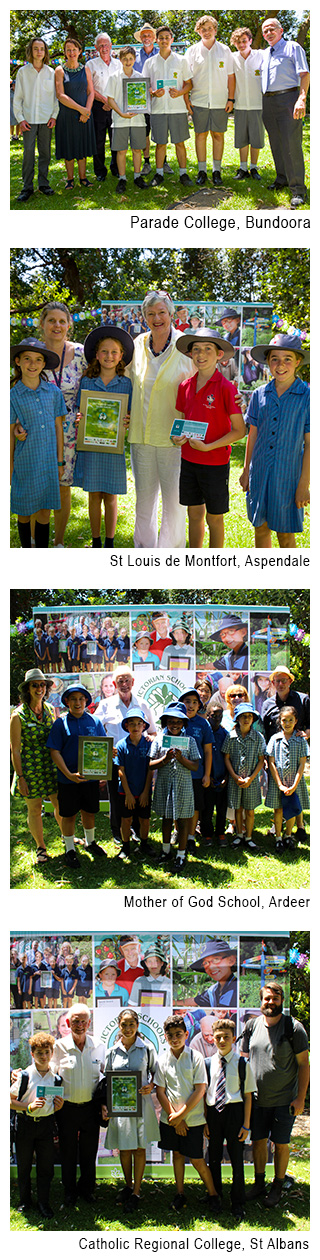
[186,714,213,780]
[46,711,107,783]
[67,634,80,661]
[134,44,158,73]
[34,633,47,660]
[115,734,151,796]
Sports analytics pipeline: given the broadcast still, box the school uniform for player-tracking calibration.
[185,713,214,815]
[245,377,310,533]
[11,1063,63,1209]
[66,634,81,664]
[151,730,199,819]
[76,963,93,997]
[115,733,151,818]
[144,51,190,145]
[265,731,309,812]
[10,380,65,515]
[107,68,146,152]
[34,633,48,664]
[60,963,79,998]
[79,632,95,666]
[185,40,234,135]
[155,1045,207,1157]
[131,648,160,669]
[104,1036,159,1150]
[200,723,228,838]
[95,977,128,1003]
[16,963,33,1001]
[46,634,60,665]
[13,63,58,194]
[73,374,132,494]
[176,370,241,515]
[222,727,266,810]
[193,974,238,1009]
[116,634,130,662]
[98,691,155,842]
[31,960,50,1002]
[129,973,171,1006]
[206,1049,256,1210]
[233,50,264,149]
[46,709,107,817]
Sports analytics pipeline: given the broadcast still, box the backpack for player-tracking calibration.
[203,1054,247,1102]
[10,1069,62,1135]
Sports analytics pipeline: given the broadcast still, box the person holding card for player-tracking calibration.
[10,1031,64,1219]
[145,26,193,187]
[73,324,133,548]
[107,46,149,194]
[150,701,199,872]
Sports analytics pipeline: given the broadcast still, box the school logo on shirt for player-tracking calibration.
[255,69,260,75]
[219,61,224,68]
[205,394,215,407]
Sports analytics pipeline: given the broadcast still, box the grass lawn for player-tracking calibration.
[10,774,310,890]
[10,118,310,211]
[10,1135,310,1231]
[9,440,310,549]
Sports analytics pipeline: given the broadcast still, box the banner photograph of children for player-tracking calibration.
[10,587,310,892]
[10,245,310,550]
[9,929,310,1234]
[10,10,310,213]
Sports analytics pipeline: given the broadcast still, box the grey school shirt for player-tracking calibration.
[241,1014,308,1107]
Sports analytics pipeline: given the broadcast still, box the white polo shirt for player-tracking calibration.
[206,1049,256,1107]
[233,50,263,110]
[13,63,59,124]
[144,51,190,115]
[94,691,156,742]
[51,1033,102,1103]
[107,67,145,129]
[186,40,234,109]
[85,53,121,99]
[155,1046,207,1126]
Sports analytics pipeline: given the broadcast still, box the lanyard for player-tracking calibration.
[52,343,66,389]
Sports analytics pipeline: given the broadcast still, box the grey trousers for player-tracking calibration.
[22,123,52,191]
[262,88,305,195]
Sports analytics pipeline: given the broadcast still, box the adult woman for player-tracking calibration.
[102,1009,159,1212]
[128,290,197,548]
[55,37,96,189]
[252,673,274,716]
[10,669,62,864]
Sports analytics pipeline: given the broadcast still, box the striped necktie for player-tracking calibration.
[215,1057,227,1112]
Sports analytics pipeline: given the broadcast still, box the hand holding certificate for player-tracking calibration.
[77,391,129,454]
[170,417,208,444]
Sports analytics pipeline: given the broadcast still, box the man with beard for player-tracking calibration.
[241,982,309,1207]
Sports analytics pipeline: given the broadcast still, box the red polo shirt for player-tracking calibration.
[116,959,145,995]
[176,370,241,465]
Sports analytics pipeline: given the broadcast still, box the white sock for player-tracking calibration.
[179,166,187,175]
[156,167,164,176]
[188,833,195,841]
[214,160,221,171]
[84,828,95,848]
[134,172,141,180]
[177,849,185,859]
[64,834,75,853]
[198,162,207,172]
[163,843,171,854]
[240,161,248,170]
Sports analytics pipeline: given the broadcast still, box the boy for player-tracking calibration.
[60,951,78,1006]
[145,26,193,187]
[115,707,154,862]
[46,624,60,673]
[205,1018,255,1221]
[46,682,108,870]
[173,328,245,548]
[155,1013,221,1214]
[34,620,48,666]
[107,47,149,194]
[10,1031,64,1218]
[230,28,264,180]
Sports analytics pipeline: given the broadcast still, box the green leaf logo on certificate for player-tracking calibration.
[77,390,129,454]
[106,1070,143,1117]
[123,77,150,114]
[78,736,113,779]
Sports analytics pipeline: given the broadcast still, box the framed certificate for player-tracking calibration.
[105,1069,143,1117]
[162,735,189,750]
[78,736,113,780]
[96,996,123,1008]
[123,76,150,113]
[40,970,53,990]
[77,390,129,454]
[170,418,208,441]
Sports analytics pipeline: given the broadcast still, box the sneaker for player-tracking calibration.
[141,160,151,175]
[218,833,229,848]
[117,846,130,862]
[246,1176,266,1202]
[116,179,127,194]
[65,849,80,869]
[180,173,193,187]
[174,854,187,871]
[203,835,213,848]
[87,840,105,857]
[150,173,164,186]
[172,1193,187,1212]
[213,171,223,186]
[196,171,208,185]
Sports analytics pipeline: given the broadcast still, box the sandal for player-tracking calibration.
[79,178,91,187]
[65,179,74,190]
[36,847,48,863]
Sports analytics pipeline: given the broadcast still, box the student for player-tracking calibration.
[155,1013,221,1215]
[239,334,310,547]
[10,338,65,548]
[13,36,58,202]
[173,328,245,548]
[199,706,229,848]
[177,688,213,855]
[129,946,171,1005]
[79,623,95,672]
[184,15,235,186]
[47,953,62,1007]
[205,1017,256,1221]
[46,682,108,870]
[10,1031,64,1219]
[46,624,60,672]
[145,26,193,187]
[116,627,130,662]
[34,621,49,666]
[222,703,266,851]
[95,958,129,1004]
[107,46,149,194]
[265,705,309,852]
[101,1009,159,1213]
[16,953,33,1008]
[76,954,93,999]
[67,625,81,671]
[60,952,79,1006]
[189,940,238,1009]
[73,325,133,548]
[131,632,160,669]
[150,702,199,872]
[31,949,49,1009]
[115,708,154,862]
[230,27,264,180]
[160,620,193,668]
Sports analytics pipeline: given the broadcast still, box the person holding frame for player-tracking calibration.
[46,682,108,870]
[73,325,133,548]
[101,1009,159,1215]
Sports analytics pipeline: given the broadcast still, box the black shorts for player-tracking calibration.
[58,780,100,818]
[250,1102,295,1145]
[192,779,205,812]
[179,460,230,514]
[159,1120,204,1158]
[119,792,152,819]
[145,111,151,138]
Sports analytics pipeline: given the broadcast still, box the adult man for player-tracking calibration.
[115,934,145,995]
[86,31,120,181]
[133,23,159,175]
[13,36,58,202]
[231,27,264,180]
[242,982,309,1207]
[191,1015,218,1058]
[189,939,238,1008]
[260,17,309,208]
[210,613,248,671]
[185,15,235,186]
[149,611,172,661]
[95,664,156,846]
[52,1006,102,1206]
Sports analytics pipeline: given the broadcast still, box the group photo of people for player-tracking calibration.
[10,588,310,891]
[10,11,310,212]
[10,246,310,551]
[10,929,310,1232]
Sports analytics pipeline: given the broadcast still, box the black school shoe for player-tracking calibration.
[196,171,208,185]
[116,179,127,194]
[180,173,193,186]
[213,171,223,185]
[232,1205,245,1222]
[150,173,164,186]
[125,1194,140,1214]
[250,168,261,181]
[134,175,149,190]
[172,1193,187,1212]
[87,840,105,857]
[37,1201,54,1219]
[156,849,172,866]
[234,169,250,179]
[174,854,187,871]
[65,849,80,869]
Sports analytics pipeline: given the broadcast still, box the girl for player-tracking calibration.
[73,325,133,548]
[150,702,199,873]
[60,952,78,1007]
[31,949,49,1009]
[177,688,213,855]
[265,706,309,853]
[10,338,65,548]
[222,703,266,851]
[16,953,33,1009]
[102,1009,159,1214]
[239,334,310,548]
[129,946,171,1006]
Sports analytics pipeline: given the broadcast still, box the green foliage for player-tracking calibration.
[289,932,310,1037]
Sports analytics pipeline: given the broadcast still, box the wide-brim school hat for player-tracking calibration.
[210,614,248,643]
[144,944,167,963]
[178,688,204,712]
[219,308,241,321]
[24,668,47,683]
[188,940,236,971]
[95,956,121,977]
[133,632,154,649]
[175,327,235,358]
[84,324,134,365]
[121,707,150,732]
[61,683,92,706]
[160,702,189,727]
[169,620,191,643]
[10,337,60,371]
[233,702,254,720]
[134,23,157,40]
[250,334,309,365]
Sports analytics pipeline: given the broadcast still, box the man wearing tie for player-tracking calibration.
[260,17,309,208]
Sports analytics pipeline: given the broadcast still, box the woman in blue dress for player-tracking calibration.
[74,325,133,548]
[55,36,96,189]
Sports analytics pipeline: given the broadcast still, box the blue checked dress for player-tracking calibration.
[73,374,132,493]
[10,380,65,515]
[265,732,309,810]
[151,732,200,819]
[222,727,266,809]
[245,378,310,533]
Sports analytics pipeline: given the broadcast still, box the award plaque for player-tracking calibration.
[106,1069,143,1116]
[78,736,113,780]
[123,76,150,113]
[77,391,129,454]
